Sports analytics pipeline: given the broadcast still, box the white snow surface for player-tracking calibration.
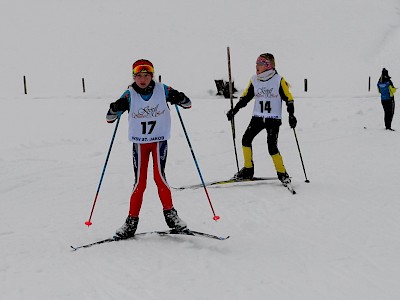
[1,0,400,299]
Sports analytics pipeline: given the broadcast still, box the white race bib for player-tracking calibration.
[128,83,171,143]
[251,74,282,119]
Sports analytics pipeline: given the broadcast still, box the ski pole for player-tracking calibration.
[85,115,121,226]
[227,46,240,173]
[292,128,310,183]
[175,105,220,221]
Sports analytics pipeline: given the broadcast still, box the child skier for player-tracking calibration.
[106,59,191,238]
[226,53,297,184]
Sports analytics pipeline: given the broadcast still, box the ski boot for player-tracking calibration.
[277,172,291,186]
[233,167,254,180]
[115,216,139,239]
[163,208,188,232]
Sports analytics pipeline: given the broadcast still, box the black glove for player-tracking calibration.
[287,102,295,115]
[109,103,118,112]
[226,106,239,121]
[107,98,128,123]
[110,98,129,112]
[168,90,185,105]
[289,114,297,128]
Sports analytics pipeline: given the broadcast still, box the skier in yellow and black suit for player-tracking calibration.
[226,53,297,184]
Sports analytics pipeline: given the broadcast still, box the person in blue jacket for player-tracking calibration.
[377,68,396,131]
[106,59,191,238]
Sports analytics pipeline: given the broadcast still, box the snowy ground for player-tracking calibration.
[1,0,400,299]
[1,94,399,299]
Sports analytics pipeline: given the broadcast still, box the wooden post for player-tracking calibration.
[82,78,86,93]
[368,76,371,92]
[304,78,308,92]
[23,76,27,94]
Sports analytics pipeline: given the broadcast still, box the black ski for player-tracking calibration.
[71,229,229,251]
[172,176,279,190]
[156,229,229,241]
[282,182,296,194]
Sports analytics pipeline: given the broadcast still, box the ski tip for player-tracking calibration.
[171,186,184,190]
[70,245,78,251]
[214,236,230,241]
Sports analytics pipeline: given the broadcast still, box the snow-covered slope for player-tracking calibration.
[1,1,400,299]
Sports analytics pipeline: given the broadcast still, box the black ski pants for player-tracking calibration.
[242,117,281,155]
[381,99,395,129]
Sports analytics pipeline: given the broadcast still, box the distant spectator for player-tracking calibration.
[377,68,396,131]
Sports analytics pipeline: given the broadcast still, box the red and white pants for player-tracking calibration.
[129,141,173,217]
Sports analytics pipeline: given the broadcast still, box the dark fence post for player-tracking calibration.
[368,76,371,92]
[82,78,86,93]
[304,78,308,92]
[23,76,27,94]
